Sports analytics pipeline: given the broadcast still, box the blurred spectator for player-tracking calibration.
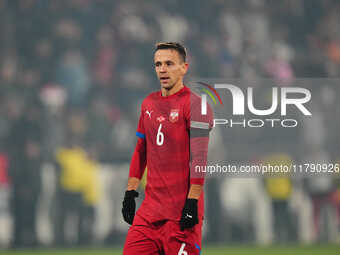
[54,138,99,246]
[56,50,91,107]
[304,149,337,242]
[335,160,340,238]
[6,97,43,247]
[86,96,116,162]
[0,144,10,247]
[265,42,294,85]
[264,154,295,243]
[40,84,67,162]
[54,139,86,246]
[0,145,10,213]
[79,147,100,245]
[0,54,18,87]
[92,25,117,91]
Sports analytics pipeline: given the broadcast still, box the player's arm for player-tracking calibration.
[180,97,213,230]
[180,130,210,230]
[128,134,147,184]
[127,177,141,191]
[122,109,147,225]
[187,135,208,199]
[187,184,203,199]
[188,131,210,192]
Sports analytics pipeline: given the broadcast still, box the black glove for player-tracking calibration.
[180,199,199,231]
[122,190,139,225]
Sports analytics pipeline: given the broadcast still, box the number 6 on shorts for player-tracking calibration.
[178,243,188,255]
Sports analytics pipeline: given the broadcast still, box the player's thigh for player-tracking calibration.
[123,225,160,255]
[163,221,202,255]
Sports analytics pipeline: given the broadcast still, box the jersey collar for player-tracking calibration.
[159,86,189,99]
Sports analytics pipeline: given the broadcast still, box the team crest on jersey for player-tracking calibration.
[157,116,165,122]
[169,109,179,123]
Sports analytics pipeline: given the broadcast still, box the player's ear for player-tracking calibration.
[182,62,189,75]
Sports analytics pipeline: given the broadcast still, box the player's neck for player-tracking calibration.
[161,82,184,97]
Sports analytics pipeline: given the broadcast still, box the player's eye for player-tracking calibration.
[166,61,173,66]
[155,62,161,67]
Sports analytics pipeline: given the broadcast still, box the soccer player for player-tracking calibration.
[122,42,213,254]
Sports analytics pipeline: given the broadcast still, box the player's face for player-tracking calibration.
[154,49,188,90]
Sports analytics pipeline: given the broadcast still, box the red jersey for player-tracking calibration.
[129,86,213,223]
[0,154,9,185]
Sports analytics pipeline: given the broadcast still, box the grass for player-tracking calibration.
[1,245,340,255]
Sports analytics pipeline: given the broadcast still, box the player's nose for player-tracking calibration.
[159,65,167,73]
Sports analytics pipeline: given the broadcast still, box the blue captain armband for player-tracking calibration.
[136,132,145,139]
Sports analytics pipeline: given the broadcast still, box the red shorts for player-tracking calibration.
[123,214,202,255]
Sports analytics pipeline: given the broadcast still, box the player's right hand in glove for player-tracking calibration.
[122,190,139,225]
[180,198,199,231]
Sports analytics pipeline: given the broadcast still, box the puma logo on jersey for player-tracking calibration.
[185,214,192,219]
[145,110,153,118]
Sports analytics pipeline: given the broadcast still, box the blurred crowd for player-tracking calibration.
[0,0,340,248]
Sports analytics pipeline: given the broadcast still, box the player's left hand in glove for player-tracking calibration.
[180,198,199,231]
[122,190,139,225]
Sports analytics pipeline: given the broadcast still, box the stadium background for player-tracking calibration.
[0,0,340,254]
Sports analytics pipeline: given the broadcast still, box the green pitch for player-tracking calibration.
[2,245,340,255]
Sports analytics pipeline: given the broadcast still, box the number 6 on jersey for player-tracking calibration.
[156,124,164,146]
